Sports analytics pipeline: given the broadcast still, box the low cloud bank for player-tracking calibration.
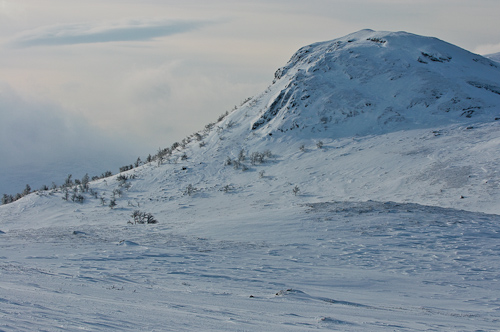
[0,82,139,195]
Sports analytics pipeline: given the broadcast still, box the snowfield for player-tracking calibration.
[1,30,500,331]
[1,201,500,331]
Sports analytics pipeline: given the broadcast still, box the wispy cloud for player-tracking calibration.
[8,18,211,48]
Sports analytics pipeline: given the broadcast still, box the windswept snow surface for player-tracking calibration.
[1,30,500,330]
[2,201,500,331]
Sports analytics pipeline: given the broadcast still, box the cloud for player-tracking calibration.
[116,60,267,144]
[8,18,211,48]
[0,82,139,194]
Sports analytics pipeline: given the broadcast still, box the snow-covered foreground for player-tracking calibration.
[1,120,500,331]
[1,200,500,331]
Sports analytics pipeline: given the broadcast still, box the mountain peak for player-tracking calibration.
[249,30,500,138]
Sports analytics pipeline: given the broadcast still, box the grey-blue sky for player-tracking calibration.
[0,0,499,195]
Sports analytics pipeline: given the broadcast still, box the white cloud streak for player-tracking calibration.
[8,18,212,48]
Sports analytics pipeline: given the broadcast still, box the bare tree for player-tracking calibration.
[81,173,90,192]
[183,184,197,196]
[22,184,31,196]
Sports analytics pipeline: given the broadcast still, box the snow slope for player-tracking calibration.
[486,52,500,63]
[1,30,500,331]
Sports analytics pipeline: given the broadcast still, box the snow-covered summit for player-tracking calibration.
[250,29,500,138]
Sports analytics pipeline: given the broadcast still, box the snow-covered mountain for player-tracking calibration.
[1,30,500,330]
[256,29,500,137]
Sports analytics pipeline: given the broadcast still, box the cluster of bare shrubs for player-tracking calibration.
[225,149,273,171]
[3,96,254,207]
[130,210,157,224]
[2,171,114,206]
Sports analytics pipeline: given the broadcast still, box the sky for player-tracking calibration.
[1,0,500,195]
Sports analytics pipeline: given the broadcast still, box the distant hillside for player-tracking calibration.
[486,52,500,63]
[1,29,499,219]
